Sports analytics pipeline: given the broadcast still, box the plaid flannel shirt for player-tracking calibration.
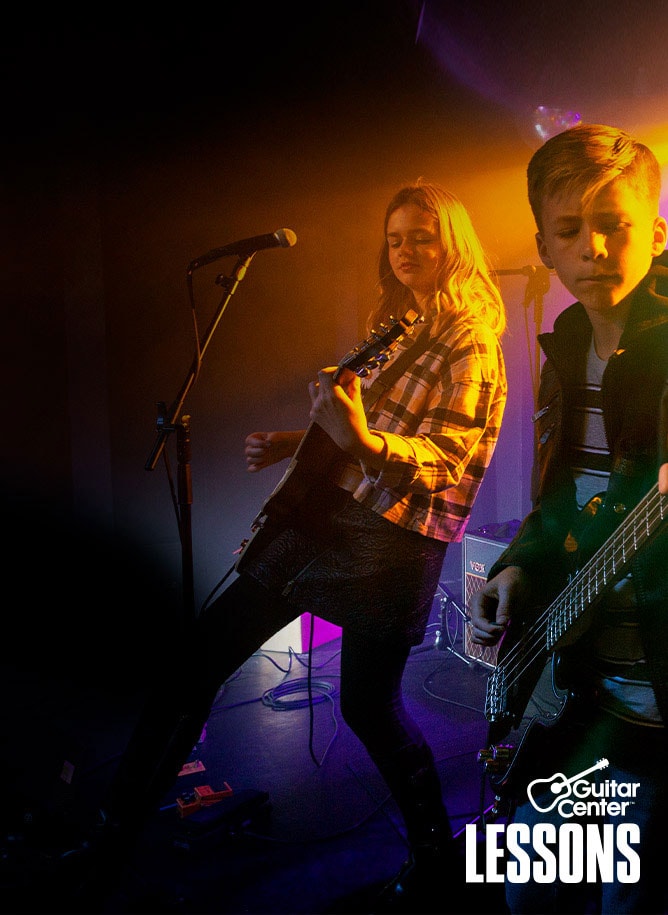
[336,315,507,542]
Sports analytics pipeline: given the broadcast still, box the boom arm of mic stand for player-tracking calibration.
[144,254,255,471]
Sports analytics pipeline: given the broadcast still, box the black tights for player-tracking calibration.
[107,573,449,848]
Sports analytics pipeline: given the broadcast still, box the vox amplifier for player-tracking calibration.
[462,522,519,667]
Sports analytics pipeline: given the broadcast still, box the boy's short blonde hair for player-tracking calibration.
[527,123,662,232]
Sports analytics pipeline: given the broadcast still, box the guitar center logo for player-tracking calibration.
[466,757,642,884]
[526,757,639,818]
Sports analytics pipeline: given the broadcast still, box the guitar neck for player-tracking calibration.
[546,483,667,650]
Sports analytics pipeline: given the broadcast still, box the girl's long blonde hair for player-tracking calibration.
[368,179,506,338]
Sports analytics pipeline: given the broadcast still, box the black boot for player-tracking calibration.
[375,841,455,914]
[373,744,460,914]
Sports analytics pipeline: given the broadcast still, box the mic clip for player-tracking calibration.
[214,254,255,287]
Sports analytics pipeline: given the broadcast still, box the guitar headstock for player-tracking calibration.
[334,309,423,381]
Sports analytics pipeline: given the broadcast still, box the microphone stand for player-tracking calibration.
[495,265,551,406]
[145,253,256,624]
[522,267,551,407]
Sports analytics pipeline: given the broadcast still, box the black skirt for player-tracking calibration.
[240,484,448,646]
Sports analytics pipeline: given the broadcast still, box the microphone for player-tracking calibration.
[188,228,297,271]
[494,266,540,277]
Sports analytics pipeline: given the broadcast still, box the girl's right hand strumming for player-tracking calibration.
[244,430,303,472]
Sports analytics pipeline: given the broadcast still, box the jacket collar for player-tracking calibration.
[540,250,668,356]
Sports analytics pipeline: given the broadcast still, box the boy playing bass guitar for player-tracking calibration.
[470,124,668,914]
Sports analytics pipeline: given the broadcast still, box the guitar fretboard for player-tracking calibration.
[547,483,666,648]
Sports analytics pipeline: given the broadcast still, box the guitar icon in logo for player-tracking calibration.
[527,758,609,813]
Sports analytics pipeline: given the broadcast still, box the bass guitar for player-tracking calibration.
[235,309,422,572]
[478,481,668,798]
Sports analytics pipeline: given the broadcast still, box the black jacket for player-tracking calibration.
[489,250,668,720]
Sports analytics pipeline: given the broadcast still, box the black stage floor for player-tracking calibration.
[1,584,510,914]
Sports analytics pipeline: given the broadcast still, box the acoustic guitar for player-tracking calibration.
[235,309,422,571]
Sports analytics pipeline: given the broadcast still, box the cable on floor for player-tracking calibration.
[261,677,337,709]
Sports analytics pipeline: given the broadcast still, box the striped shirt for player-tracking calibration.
[335,315,507,543]
[569,342,611,505]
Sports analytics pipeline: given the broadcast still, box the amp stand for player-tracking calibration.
[435,583,472,665]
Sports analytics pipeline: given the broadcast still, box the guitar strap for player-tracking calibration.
[361,323,432,411]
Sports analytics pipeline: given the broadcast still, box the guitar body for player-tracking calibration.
[255,423,349,523]
[235,423,350,571]
[481,647,581,800]
[235,310,422,573]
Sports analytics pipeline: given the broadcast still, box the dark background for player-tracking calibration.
[0,5,666,910]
